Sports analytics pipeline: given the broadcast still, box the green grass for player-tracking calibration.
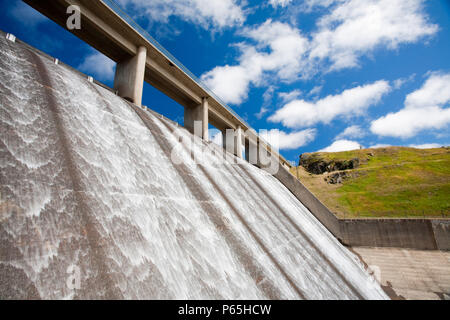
[292,146,450,218]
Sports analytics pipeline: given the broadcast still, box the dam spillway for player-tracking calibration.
[0,33,387,300]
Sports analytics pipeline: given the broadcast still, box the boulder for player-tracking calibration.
[299,154,360,175]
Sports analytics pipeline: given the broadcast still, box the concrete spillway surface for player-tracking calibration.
[0,34,388,300]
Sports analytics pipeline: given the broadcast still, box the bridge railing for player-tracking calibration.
[102,0,277,152]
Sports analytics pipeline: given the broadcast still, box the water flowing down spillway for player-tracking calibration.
[0,34,388,300]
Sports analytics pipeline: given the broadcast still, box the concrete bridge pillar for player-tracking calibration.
[223,128,233,155]
[184,97,209,140]
[245,137,258,165]
[235,126,243,159]
[114,46,147,107]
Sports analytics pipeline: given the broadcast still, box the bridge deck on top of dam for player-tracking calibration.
[23,0,292,170]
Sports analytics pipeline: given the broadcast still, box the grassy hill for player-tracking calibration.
[290,146,450,218]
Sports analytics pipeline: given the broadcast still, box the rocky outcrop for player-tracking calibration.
[324,172,348,184]
[299,153,360,175]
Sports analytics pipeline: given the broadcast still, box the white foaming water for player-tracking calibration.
[0,35,387,299]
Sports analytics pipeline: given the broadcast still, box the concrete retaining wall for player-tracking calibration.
[340,219,438,250]
[270,166,450,251]
[432,220,450,250]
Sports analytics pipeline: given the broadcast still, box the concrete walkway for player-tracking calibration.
[352,247,450,300]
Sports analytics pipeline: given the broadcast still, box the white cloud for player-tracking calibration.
[278,90,302,103]
[78,52,116,81]
[202,0,436,106]
[309,0,438,71]
[201,20,308,104]
[393,74,416,89]
[117,0,245,30]
[371,107,450,138]
[260,129,316,150]
[368,143,448,149]
[201,65,251,105]
[405,73,450,109]
[269,80,390,128]
[335,125,365,140]
[269,0,292,8]
[308,85,323,96]
[241,20,310,81]
[255,107,269,120]
[319,139,362,152]
[371,72,450,138]
[256,86,276,119]
[409,143,445,149]
[301,0,341,12]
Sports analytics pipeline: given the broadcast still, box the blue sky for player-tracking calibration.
[1,0,450,163]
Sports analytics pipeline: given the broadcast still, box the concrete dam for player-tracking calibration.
[0,33,388,299]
